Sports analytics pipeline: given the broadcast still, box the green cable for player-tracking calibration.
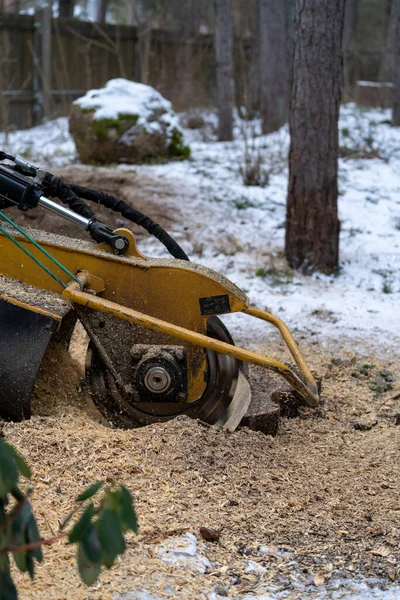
[0,211,83,290]
[0,222,67,288]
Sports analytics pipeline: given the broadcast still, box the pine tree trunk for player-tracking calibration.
[393,0,400,125]
[96,0,107,23]
[285,0,345,273]
[379,0,395,83]
[285,0,295,73]
[214,0,235,141]
[342,0,358,99]
[259,0,288,134]
[59,0,75,18]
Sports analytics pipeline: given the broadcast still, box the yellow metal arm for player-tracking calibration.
[63,272,320,408]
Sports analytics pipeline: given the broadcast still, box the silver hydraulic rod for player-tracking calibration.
[38,195,90,230]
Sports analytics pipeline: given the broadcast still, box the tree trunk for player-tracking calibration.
[259,0,288,134]
[394,0,400,125]
[342,0,358,99]
[285,0,345,273]
[59,0,75,18]
[96,0,107,23]
[285,0,295,74]
[379,0,396,82]
[214,0,235,141]
[128,0,146,26]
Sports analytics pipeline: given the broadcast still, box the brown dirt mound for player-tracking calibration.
[5,340,400,599]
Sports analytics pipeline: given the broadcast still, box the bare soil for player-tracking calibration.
[2,167,399,598]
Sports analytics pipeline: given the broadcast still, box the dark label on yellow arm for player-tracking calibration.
[199,294,231,316]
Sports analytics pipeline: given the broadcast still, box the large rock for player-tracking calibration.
[69,79,190,164]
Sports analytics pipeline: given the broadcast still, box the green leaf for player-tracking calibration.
[0,569,18,600]
[75,481,104,503]
[25,552,34,579]
[7,447,31,479]
[118,486,138,534]
[12,501,33,534]
[81,525,102,565]
[97,508,125,563]
[11,530,28,573]
[69,503,95,544]
[100,550,114,569]
[77,543,101,586]
[26,515,43,563]
[13,550,27,574]
[0,440,19,498]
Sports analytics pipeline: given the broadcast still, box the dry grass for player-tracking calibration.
[4,338,399,599]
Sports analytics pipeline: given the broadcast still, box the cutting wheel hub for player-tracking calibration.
[132,348,186,401]
[143,366,172,394]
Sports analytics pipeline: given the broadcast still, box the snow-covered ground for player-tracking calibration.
[1,104,399,354]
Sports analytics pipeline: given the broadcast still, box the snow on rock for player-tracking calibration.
[155,533,211,573]
[70,78,190,164]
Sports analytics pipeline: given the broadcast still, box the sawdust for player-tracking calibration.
[0,275,71,316]
[4,339,400,599]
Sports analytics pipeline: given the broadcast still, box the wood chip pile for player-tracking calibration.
[4,339,399,599]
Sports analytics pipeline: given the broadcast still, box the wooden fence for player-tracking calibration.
[0,13,255,131]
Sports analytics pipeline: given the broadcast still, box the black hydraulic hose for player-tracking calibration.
[41,174,96,221]
[0,158,188,261]
[68,183,190,261]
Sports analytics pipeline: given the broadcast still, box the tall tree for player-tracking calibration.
[285,0,345,273]
[379,0,395,82]
[259,0,288,133]
[59,0,75,18]
[394,0,400,125]
[342,0,358,98]
[214,0,235,141]
[96,0,107,23]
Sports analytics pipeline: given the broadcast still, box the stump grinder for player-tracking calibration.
[0,152,319,430]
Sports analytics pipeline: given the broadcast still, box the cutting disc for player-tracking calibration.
[85,316,251,429]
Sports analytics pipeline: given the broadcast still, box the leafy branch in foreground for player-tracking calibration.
[0,437,138,600]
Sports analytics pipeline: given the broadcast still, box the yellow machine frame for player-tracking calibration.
[0,226,319,408]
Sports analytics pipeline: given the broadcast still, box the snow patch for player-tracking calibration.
[0,118,75,168]
[155,533,211,573]
[357,80,393,88]
[245,559,268,574]
[116,592,162,600]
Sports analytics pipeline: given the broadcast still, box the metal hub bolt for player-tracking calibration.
[143,366,172,394]
[114,237,127,251]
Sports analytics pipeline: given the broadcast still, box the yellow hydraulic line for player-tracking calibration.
[243,306,318,396]
[63,274,319,407]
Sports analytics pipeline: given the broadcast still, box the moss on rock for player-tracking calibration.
[91,114,139,139]
[168,127,191,159]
